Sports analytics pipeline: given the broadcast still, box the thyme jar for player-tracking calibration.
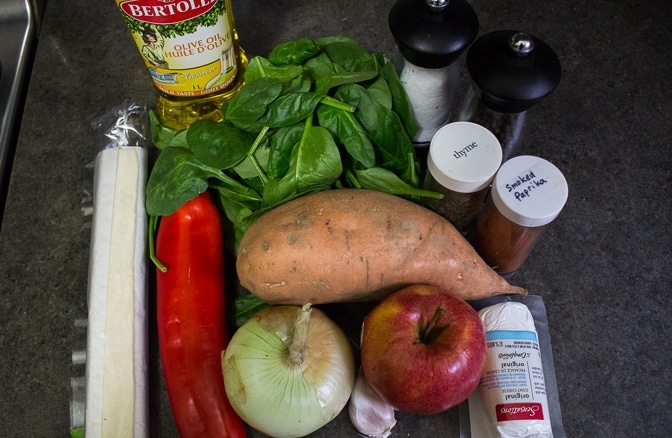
[470,155,568,275]
[422,122,502,234]
[389,0,479,147]
[458,31,561,161]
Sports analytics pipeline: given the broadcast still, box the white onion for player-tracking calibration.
[222,303,355,438]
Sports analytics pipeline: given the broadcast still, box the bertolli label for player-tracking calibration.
[119,0,218,24]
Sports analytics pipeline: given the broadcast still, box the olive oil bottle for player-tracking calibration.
[115,0,247,129]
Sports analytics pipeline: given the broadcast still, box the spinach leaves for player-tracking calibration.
[146,36,441,247]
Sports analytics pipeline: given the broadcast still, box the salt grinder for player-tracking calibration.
[458,31,561,161]
[389,0,479,148]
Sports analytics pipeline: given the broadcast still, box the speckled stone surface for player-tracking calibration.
[0,0,670,437]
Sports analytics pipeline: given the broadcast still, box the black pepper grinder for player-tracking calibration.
[457,30,561,161]
[389,0,479,152]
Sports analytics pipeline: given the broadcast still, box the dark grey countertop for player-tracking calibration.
[1,0,671,437]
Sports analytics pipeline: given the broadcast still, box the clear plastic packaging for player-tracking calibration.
[85,102,150,437]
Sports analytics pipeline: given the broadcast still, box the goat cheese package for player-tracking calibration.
[85,146,148,437]
[473,301,553,437]
[459,295,566,438]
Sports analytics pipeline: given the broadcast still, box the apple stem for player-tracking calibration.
[419,306,445,343]
[288,303,312,365]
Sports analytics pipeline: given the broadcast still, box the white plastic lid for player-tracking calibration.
[427,122,503,193]
[491,155,568,227]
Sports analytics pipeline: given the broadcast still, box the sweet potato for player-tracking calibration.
[236,189,526,304]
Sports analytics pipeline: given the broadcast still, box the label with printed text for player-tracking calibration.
[480,329,550,423]
[496,402,545,421]
[117,0,238,96]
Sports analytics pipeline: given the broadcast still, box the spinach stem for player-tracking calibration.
[345,170,362,188]
[214,171,263,202]
[407,152,420,188]
[395,188,445,199]
[249,126,270,156]
[247,127,270,185]
[320,95,356,112]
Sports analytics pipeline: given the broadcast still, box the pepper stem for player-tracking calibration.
[148,215,167,273]
[288,303,312,365]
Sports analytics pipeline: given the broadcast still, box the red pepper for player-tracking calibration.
[155,191,247,438]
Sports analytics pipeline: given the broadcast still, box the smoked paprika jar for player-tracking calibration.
[470,155,568,275]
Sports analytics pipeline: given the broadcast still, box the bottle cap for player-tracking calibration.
[427,122,502,193]
[490,155,568,227]
[466,30,561,113]
[388,0,479,68]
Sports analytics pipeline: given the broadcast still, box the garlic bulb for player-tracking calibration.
[349,367,397,438]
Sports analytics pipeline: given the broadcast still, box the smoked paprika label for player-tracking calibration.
[116,0,239,97]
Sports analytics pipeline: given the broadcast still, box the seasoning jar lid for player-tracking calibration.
[388,0,479,68]
[427,122,503,193]
[490,155,568,227]
[466,30,561,113]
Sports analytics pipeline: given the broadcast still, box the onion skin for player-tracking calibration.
[222,304,355,438]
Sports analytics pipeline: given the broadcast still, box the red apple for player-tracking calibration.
[360,284,486,415]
